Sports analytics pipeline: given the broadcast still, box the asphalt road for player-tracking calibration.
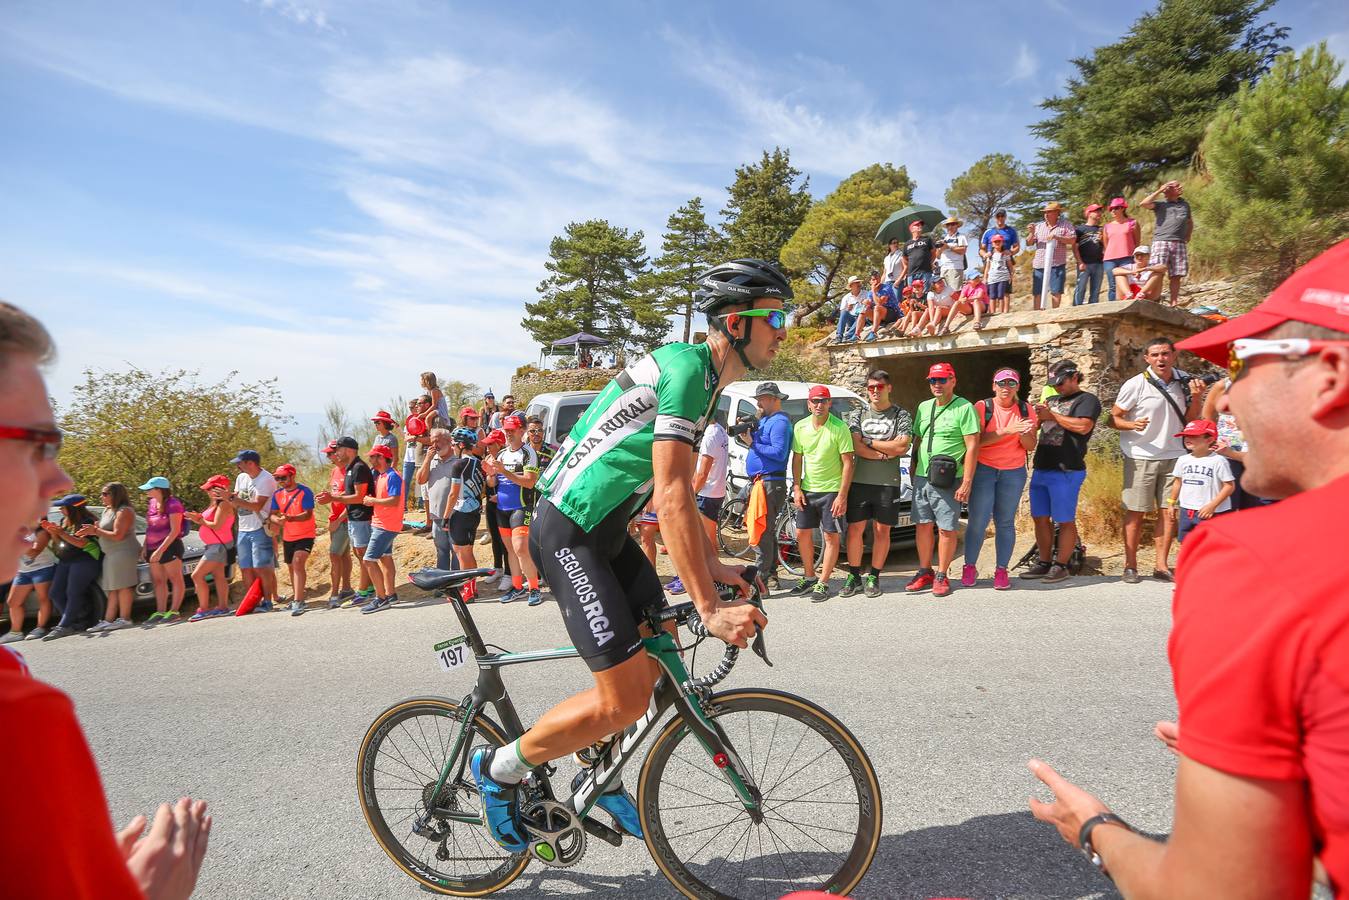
[21,571,1176,900]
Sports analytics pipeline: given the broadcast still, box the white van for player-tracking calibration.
[524,390,600,448]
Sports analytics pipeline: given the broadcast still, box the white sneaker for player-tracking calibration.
[109,618,134,630]
[496,575,513,592]
[477,532,492,546]
[88,619,112,632]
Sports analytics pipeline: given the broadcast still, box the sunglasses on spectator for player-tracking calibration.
[927,377,950,385]
[865,384,886,392]
[807,397,830,405]
[721,309,787,330]
[0,425,63,460]
[1229,338,1349,382]
[994,379,1019,388]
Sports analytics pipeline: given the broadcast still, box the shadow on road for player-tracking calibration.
[500,811,1113,899]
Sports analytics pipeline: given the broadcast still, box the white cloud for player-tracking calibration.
[249,0,332,31]
[1010,43,1039,81]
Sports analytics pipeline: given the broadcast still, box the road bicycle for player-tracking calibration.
[357,565,882,898]
[717,493,811,578]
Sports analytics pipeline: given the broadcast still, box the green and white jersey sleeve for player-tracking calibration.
[538,342,720,531]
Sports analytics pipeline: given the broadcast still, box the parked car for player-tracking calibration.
[524,390,600,449]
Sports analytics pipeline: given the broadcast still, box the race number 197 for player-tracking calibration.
[433,635,470,673]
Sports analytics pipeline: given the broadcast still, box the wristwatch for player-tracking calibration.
[1079,812,1135,880]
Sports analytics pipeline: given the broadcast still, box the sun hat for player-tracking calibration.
[941,216,962,227]
[405,415,427,436]
[927,362,956,379]
[754,381,787,399]
[1043,201,1064,213]
[965,268,983,280]
[993,368,1021,383]
[990,233,1006,242]
[230,449,261,464]
[272,463,296,477]
[1084,203,1104,214]
[994,208,1008,216]
[367,444,394,460]
[1108,197,1127,209]
[1175,420,1218,439]
[370,410,395,426]
[847,275,862,285]
[200,474,231,491]
[53,493,88,508]
[138,476,171,491]
[1048,360,1080,385]
[1133,245,1151,256]
[1177,239,1349,365]
[807,385,831,400]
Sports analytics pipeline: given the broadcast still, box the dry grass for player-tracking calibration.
[1074,447,1128,543]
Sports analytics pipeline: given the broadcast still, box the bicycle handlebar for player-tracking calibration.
[651,566,771,690]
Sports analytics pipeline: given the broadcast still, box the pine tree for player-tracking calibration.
[1194,45,1349,284]
[945,154,1033,240]
[721,148,812,268]
[650,197,725,342]
[1031,0,1288,203]
[780,163,915,324]
[522,220,668,357]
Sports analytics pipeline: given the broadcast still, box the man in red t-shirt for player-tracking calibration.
[1027,240,1349,897]
[0,303,211,898]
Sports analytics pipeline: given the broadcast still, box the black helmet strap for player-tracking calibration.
[712,308,756,370]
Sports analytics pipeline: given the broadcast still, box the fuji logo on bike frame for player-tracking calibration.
[571,693,661,812]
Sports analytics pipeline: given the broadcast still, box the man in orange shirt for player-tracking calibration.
[359,443,405,613]
[316,440,353,608]
[0,301,211,898]
[269,463,316,616]
[1028,241,1349,897]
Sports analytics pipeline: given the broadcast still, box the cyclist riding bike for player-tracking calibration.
[470,258,789,850]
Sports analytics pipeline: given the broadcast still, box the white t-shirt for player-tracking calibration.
[986,250,1012,285]
[697,423,729,499]
[233,470,277,533]
[1173,452,1234,512]
[928,284,955,310]
[19,542,57,573]
[883,249,904,282]
[1115,370,1190,460]
[839,289,862,314]
[938,232,967,273]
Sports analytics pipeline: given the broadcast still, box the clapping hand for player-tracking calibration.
[1000,419,1034,437]
[76,524,98,538]
[118,797,212,900]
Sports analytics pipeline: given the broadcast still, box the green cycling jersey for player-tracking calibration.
[538,342,721,531]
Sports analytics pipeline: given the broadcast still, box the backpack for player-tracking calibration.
[980,398,1029,430]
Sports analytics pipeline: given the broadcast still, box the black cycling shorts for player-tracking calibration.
[495,506,530,532]
[845,482,900,526]
[282,537,315,563]
[449,509,481,547]
[529,499,666,672]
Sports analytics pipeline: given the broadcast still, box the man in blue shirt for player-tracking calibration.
[981,208,1021,293]
[741,382,792,591]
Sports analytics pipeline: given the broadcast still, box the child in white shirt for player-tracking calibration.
[1167,420,1236,544]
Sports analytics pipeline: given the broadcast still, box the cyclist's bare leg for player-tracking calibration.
[519,648,661,764]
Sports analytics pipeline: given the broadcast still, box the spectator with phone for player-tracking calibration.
[897,218,936,288]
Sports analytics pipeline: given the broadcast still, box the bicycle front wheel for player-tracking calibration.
[357,696,529,896]
[637,690,881,900]
[716,497,755,560]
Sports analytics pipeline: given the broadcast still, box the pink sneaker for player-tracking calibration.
[960,564,978,587]
[993,567,1011,590]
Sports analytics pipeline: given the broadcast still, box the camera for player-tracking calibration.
[728,415,756,437]
[1178,369,1224,386]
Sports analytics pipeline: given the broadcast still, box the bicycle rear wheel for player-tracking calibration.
[717,498,755,560]
[637,690,881,900]
[357,696,529,896]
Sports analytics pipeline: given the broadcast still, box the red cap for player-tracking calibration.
[370,410,395,425]
[272,463,297,477]
[367,444,394,460]
[199,474,231,491]
[990,232,1005,241]
[405,415,427,436]
[1084,203,1104,213]
[1175,419,1218,439]
[1109,197,1128,209]
[502,414,524,430]
[483,429,507,446]
[927,362,956,379]
[901,285,914,298]
[322,440,339,455]
[459,405,480,419]
[807,385,831,400]
[1177,239,1349,365]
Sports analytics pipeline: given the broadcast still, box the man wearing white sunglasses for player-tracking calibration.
[1027,241,1349,898]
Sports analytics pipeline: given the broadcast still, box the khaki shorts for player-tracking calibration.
[1122,456,1178,512]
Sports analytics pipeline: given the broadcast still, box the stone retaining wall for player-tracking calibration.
[510,367,619,406]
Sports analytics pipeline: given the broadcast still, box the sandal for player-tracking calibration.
[973,322,985,331]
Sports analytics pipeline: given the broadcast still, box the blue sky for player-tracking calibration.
[4,0,1346,447]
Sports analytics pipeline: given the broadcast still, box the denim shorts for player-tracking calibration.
[1032,265,1067,296]
[364,526,398,561]
[14,564,57,586]
[236,528,275,569]
[912,475,961,532]
[1029,468,1088,523]
[347,518,372,549]
[202,543,232,564]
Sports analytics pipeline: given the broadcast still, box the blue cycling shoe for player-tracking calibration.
[572,770,643,839]
[470,747,530,851]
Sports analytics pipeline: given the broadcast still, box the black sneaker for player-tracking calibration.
[789,577,818,595]
[839,573,861,597]
[1122,568,1141,584]
[1019,559,1052,579]
[1043,564,1070,583]
[810,581,830,603]
[864,574,882,598]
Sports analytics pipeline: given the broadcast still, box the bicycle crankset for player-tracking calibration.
[521,799,586,868]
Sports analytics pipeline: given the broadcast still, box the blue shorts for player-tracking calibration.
[347,518,372,549]
[364,526,397,561]
[696,494,724,522]
[1033,265,1067,296]
[14,565,57,586]
[1177,507,1228,542]
[237,528,276,569]
[987,281,1010,300]
[1029,468,1087,523]
[911,476,961,532]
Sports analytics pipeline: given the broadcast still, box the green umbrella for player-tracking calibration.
[874,204,945,244]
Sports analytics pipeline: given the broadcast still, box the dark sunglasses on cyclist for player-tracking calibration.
[927,377,950,385]
[722,309,787,330]
[0,425,63,461]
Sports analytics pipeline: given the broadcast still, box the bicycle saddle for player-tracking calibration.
[409,567,497,591]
